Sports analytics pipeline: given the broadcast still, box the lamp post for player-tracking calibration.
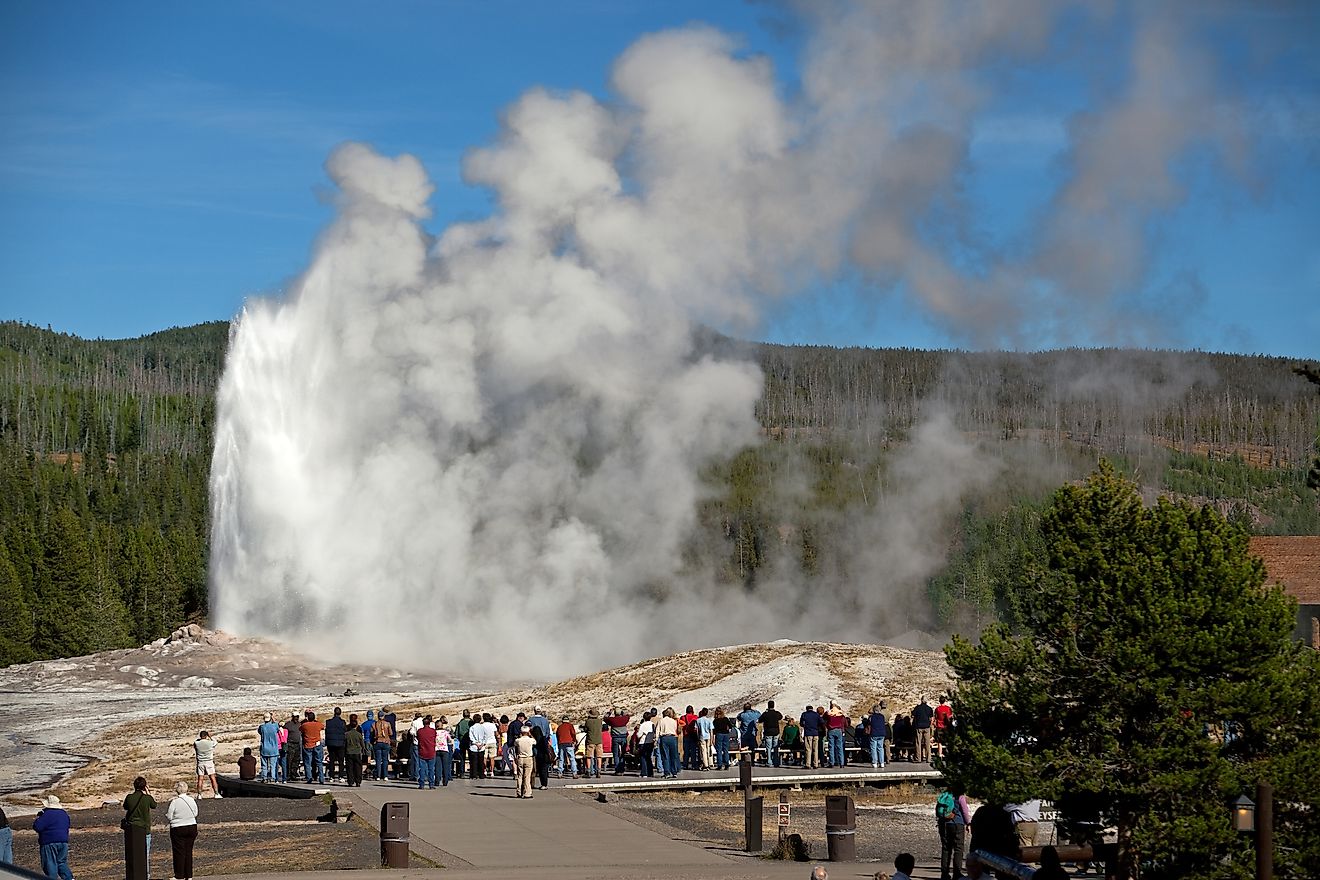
[1233,785,1273,880]
[1255,782,1273,880]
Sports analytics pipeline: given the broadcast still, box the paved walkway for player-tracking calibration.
[206,764,942,879]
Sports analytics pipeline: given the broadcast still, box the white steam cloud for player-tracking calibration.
[211,1,1283,672]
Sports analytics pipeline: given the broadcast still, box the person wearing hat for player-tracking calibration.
[258,713,282,782]
[555,715,578,778]
[33,794,73,879]
[514,724,537,798]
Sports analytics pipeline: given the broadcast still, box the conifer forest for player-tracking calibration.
[1,319,1316,666]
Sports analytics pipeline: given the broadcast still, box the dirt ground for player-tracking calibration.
[4,794,386,877]
[613,785,945,867]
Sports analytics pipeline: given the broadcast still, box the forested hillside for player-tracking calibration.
[0,322,225,664]
[0,319,1316,665]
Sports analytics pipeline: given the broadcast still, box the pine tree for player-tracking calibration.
[943,462,1317,879]
[0,537,36,665]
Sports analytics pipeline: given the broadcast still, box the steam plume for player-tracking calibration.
[211,2,1284,672]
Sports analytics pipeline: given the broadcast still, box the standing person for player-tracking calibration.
[481,713,500,778]
[408,713,424,780]
[760,701,784,767]
[0,804,11,865]
[300,711,326,784]
[934,695,953,753]
[912,698,935,764]
[325,707,348,782]
[194,731,222,798]
[531,725,552,790]
[656,708,681,778]
[712,708,734,770]
[736,703,761,759]
[435,719,454,786]
[514,724,536,798]
[582,709,605,778]
[372,712,394,780]
[636,712,656,777]
[937,785,972,880]
[415,716,438,789]
[800,704,822,769]
[555,715,578,778]
[258,713,282,782]
[283,713,303,782]
[122,775,157,876]
[345,715,367,787]
[604,707,631,775]
[868,704,888,769]
[680,706,700,770]
[468,713,488,780]
[826,704,847,767]
[696,708,715,770]
[453,709,472,779]
[1006,799,1041,849]
[34,795,73,880]
[166,782,198,880]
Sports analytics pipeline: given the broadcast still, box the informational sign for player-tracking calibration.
[777,803,791,827]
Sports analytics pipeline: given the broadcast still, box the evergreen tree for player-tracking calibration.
[0,538,36,666]
[942,463,1317,879]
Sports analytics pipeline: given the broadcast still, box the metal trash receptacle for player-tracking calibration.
[825,794,856,861]
[380,802,410,868]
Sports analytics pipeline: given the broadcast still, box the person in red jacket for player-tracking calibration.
[555,716,578,778]
[415,716,438,789]
[604,708,631,775]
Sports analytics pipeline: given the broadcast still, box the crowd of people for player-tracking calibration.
[225,696,959,788]
[0,694,960,879]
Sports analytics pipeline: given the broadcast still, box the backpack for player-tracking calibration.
[935,791,956,820]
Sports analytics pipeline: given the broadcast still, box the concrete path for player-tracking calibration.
[344,774,731,869]
[209,763,943,879]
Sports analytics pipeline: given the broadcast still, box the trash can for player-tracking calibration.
[825,794,856,861]
[380,802,410,868]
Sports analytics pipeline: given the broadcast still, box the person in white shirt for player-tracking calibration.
[1006,799,1041,848]
[636,713,656,778]
[193,731,221,799]
[166,781,199,880]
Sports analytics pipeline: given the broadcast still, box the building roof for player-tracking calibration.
[1249,536,1320,605]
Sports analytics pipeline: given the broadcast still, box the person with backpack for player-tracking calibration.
[938,784,972,880]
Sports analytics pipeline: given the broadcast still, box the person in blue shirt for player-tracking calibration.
[736,703,761,755]
[868,704,888,768]
[258,713,282,782]
[800,705,823,769]
[33,795,73,880]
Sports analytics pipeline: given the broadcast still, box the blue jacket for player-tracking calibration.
[361,712,376,745]
[800,710,822,736]
[869,712,888,738]
[34,808,71,845]
[258,721,281,757]
[736,709,760,735]
[325,716,348,747]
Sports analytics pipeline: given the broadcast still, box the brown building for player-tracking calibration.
[1249,536,1320,649]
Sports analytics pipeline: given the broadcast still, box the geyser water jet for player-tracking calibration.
[210,4,1270,672]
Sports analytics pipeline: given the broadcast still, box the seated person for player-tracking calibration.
[238,746,258,780]
[781,720,801,765]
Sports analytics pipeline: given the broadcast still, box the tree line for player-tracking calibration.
[0,319,1316,666]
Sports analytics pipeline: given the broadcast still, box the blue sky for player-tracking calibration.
[0,0,1316,358]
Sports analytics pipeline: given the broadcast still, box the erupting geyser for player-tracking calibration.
[211,4,1265,672]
